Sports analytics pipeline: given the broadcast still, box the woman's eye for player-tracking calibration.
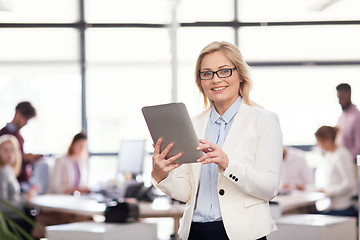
[220,69,230,74]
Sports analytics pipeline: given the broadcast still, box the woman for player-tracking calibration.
[0,134,38,235]
[48,132,89,194]
[314,126,357,216]
[152,41,282,240]
[33,132,90,238]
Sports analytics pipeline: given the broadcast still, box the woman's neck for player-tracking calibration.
[69,154,80,161]
[214,97,239,116]
[327,143,338,152]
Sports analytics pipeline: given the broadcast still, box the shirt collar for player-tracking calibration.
[344,104,357,113]
[210,96,242,124]
[5,122,18,132]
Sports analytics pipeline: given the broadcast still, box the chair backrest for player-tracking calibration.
[32,158,54,194]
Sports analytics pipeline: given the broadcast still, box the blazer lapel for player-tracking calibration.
[222,102,253,155]
[191,110,210,185]
[193,110,210,139]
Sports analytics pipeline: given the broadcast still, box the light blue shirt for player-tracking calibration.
[192,97,242,222]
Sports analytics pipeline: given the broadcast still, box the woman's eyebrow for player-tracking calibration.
[201,64,231,71]
[218,64,231,68]
[201,67,212,71]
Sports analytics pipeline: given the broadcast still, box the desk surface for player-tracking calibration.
[30,194,185,240]
[272,191,327,214]
[31,191,325,217]
[29,194,185,219]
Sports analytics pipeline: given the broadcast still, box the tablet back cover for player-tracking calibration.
[142,102,203,164]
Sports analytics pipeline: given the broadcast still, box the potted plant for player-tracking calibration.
[0,198,44,240]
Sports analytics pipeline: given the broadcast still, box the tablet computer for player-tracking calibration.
[142,102,203,164]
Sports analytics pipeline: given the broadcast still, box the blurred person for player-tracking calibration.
[0,101,42,184]
[280,146,314,191]
[314,125,357,217]
[0,134,39,235]
[32,132,90,238]
[151,41,282,240]
[336,83,360,161]
[48,132,89,194]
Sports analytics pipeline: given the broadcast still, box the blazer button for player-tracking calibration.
[235,178,239,182]
[229,174,233,178]
[232,176,236,180]
[219,189,225,196]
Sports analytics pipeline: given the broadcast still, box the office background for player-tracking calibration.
[0,0,359,186]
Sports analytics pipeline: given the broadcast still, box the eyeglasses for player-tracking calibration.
[199,68,237,80]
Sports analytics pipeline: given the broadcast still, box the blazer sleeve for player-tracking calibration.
[152,163,192,203]
[222,111,283,201]
[48,157,68,194]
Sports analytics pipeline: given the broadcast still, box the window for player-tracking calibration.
[0,66,81,154]
[85,0,171,23]
[0,0,78,23]
[1,0,359,188]
[239,25,360,61]
[249,65,360,145]
[238,0,360,21]
[85,28,171,152]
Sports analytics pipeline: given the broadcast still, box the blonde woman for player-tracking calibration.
[0,134,38,234]
[151,41,283,240]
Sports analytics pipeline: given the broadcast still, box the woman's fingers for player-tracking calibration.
[153,139,182,166]
[197,139,229,172]
[197,152,217,163]
[153,138,162,155]
[160,142,175,159]
[197,139,217,152]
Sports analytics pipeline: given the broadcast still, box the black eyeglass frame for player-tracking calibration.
[199,68,237,80]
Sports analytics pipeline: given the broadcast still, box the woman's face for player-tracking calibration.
[200,51,241,112]
[72,139,87,157]
[0,142,16,165]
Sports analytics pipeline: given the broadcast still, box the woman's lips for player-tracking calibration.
[212,86,227,91]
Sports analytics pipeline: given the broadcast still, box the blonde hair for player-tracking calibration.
[195,41,255,110]
[0,134,22,177]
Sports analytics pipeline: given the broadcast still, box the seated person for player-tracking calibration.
[314,125,357,217]
[0,134,38,235]
[48,132,89,194]
[280,146,314,191]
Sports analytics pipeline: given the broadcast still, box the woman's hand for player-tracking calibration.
[152,138,182,184]
[196,139,229,173]
[24,185,39,201]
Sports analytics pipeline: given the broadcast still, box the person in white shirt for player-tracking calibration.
[280,146,314,191]
[314,125,358,217]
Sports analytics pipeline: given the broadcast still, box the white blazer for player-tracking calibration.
[48,155,88,194]
[152,102,283,240]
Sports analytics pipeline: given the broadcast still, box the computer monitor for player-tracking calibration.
[118,139,146,178]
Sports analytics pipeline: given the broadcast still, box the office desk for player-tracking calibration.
[272,191,327,214]
[46,222,158,240]
[29,194,185,240]
[29,194,105,217]
[268,214,357,240]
